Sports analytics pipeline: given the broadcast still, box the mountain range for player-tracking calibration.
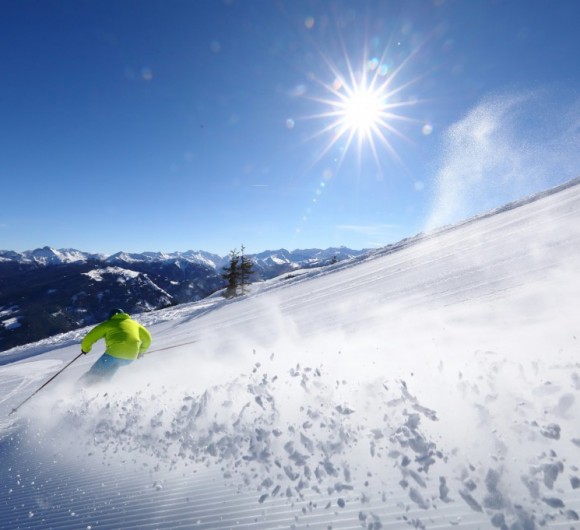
[0,246,365,352]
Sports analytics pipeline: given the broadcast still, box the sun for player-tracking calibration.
[304,48,423,173]
[336,82,388,139]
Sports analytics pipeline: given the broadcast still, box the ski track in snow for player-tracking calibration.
[2,181,580,529]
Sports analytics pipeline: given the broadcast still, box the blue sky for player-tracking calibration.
[1,0,579,257]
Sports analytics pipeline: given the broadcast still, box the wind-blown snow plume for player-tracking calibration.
[427,90,580,231]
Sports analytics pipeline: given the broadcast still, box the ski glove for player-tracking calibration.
[81,350,88,355]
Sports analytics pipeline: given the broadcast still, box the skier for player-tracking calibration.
[79,309,152,385]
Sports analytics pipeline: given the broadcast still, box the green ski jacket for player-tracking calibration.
[81,313,152,361]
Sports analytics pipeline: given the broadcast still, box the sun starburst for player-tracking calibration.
[304,45,424,175]
[340,83,385,137]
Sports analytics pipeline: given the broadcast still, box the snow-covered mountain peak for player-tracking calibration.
[0,247,104,265]
[105,251,150,264]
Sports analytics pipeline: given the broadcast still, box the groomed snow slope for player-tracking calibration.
[2,179,580,529]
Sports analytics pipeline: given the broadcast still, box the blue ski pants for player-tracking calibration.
[81,353,133,385]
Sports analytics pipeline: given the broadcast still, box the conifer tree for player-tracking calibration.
[222,249,240,298]
[239,244,255,295]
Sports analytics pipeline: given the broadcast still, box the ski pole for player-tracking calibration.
[8,351,86,416]
[145,339,197,355]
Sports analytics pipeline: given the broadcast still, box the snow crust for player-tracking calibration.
[2,180,580,529]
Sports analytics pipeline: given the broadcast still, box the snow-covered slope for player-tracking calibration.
[1,180,580,529]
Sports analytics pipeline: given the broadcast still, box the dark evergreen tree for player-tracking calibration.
[222,249,241,298]
[239,244,255,295]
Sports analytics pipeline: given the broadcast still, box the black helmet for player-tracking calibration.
[109,308,125,318]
